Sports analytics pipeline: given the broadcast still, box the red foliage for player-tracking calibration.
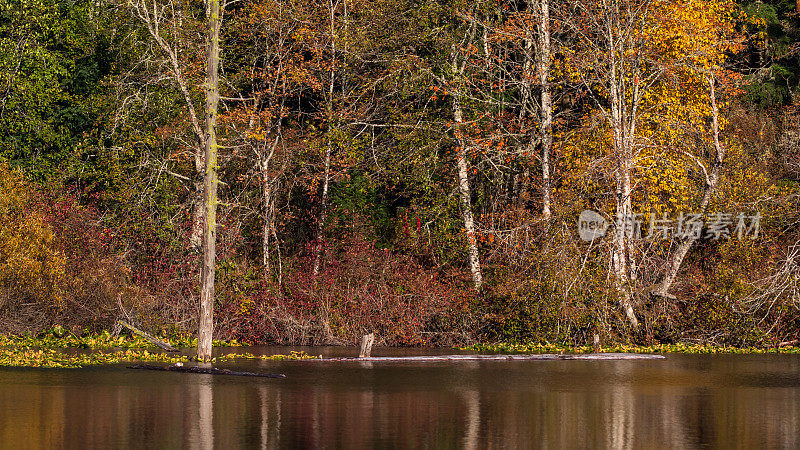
[215,234,476,346]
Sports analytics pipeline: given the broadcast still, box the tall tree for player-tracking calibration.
[537,0,553,219]
[561,0,738,325]
[313,0,348,277]
[450,13,484,291]
[565,0,645,326]
[197,0,223,362]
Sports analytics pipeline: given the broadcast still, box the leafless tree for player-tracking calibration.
[123,0,208,250]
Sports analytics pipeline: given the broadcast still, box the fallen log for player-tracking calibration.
[118,320,178,352]
[128,364,286,378]
[303,353,666,362]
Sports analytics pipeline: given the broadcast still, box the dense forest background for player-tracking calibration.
[1,0,800,347]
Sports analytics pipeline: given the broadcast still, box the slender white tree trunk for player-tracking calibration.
[607,11,638,327]
[261,133,280,276]
[455,134,484,291]
[262,159,273,271]
[611,164,638,327]
[538,0,553,219]
[452,45,483,291]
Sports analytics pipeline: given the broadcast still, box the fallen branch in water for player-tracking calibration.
[128,364,286,378]
[117,321,178,352]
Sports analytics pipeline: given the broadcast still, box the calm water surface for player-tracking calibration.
[1,347,799,449]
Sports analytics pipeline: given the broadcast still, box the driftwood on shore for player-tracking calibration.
[306,353,666,362]
[117,320,178,352]
[128,364,286,378]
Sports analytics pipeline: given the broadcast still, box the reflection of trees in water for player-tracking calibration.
[197,375,213,450]
[0,360,799,448]
[258,385,280,450]
[462,389,480,450]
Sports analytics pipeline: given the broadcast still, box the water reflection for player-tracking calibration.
[196,375,214,450]
[0,353,799,448]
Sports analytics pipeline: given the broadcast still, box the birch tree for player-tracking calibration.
[537,0,553,219]
[565,0,647,326]
[450,16,484,291]
[562,0,738,325]
[226,0,298,280]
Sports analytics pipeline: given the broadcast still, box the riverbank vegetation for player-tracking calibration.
[1,329,795,369]
[0,331,315,367]
[467,342,800,355]
[1,0,800,351]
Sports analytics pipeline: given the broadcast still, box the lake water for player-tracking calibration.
[1,347,799,449]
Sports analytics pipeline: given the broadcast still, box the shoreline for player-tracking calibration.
[1,332,798,368]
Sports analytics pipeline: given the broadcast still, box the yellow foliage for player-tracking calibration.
[0,163,66,310]
[0,163,27,216]
[558,0,740,217]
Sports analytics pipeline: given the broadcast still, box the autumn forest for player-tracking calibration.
[1,0,800,349]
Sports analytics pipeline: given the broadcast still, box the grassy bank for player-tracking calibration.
[0,330,244,350]
[3,329,799,369]
[0,332,316,368]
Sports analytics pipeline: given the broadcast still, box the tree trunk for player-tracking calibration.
[654,74,726,298]
[608,14,638,327]
[261,135,279,277]
[262,158,273,272]
[449,23,483,291]
[611,167,638,327]
[197,0,221,362]
[456,138,484,291]
[190,179,204,251]
[538,0,553,219]
[312,138,331,277]
[313,0,337,278]
[452,88,483,291]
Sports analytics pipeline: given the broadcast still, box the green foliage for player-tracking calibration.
[330,170,394,247]
[738,1,800,106]
[0,0,112,178]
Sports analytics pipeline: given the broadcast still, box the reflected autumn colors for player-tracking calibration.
[1,350,799,448]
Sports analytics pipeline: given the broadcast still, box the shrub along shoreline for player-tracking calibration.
[1,331,797,369]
